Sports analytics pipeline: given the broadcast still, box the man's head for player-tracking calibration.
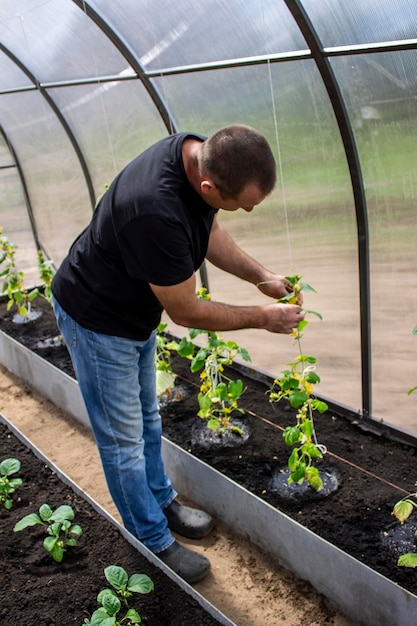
[198,124,276,211]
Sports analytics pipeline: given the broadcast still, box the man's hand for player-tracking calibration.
[262,302,304,334]
[257,274,304,306]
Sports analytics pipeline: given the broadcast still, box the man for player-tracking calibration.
[51,124,303,584]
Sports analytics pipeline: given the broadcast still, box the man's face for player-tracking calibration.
[203,182,266,212]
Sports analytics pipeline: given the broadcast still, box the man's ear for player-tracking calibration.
[200,180,215,196]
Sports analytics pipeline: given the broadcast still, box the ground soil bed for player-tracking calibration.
[0,420,225,626]
[1,298,417,601]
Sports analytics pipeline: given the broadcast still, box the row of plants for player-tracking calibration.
[2,227,417,568]
[0,456,154,625]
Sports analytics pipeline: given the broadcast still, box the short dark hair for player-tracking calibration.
[199,124,276,199]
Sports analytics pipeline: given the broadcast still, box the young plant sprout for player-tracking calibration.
[13,503,83,562]
[269,275,328,491]
[0,457,23,510]
[177,288,251,435]
[28,249,56,307]
[83,565,154,625]
[155,322,180,399]
[392,483,417,568]
[0,227,39,319]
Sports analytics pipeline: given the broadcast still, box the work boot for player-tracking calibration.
[164,499,214,539]
[157,540,211,584]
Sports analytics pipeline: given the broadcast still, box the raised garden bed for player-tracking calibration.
[1,297,417,626]
[0,415,233,626]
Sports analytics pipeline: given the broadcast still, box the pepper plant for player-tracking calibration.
[269,275,328,491]
[177,288,251,435]
[83,565,154,625]
[0,457,23,510]
[13,503,83,562]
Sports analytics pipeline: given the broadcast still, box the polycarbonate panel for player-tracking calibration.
[0,50,33,91]
[0,0,132,83]
[302,0,417,48]
[48,80,168,196]
[331,50,417,432]
[89,0,307,70]
[0,90,91,269]
[0,152,38,286]
[156,59,361,411]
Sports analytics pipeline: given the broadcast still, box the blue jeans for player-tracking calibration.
[52,296,176,553]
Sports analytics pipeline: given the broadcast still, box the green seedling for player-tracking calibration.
[28,249,56,307]
[177,288,251,435]
[83,565,154,625]
[155,322,180,399]
[392,483,417,568]
[14,503,82,562]
[269,275,327,491]
[0,227,38,318]
[0,457,23,510]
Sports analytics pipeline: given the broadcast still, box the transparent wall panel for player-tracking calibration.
[0,0,132,83]
[0,50,32,91]
[90,0,307,70]
[302,0,417,47]
[0,91,91,268]
[332,51,417,433]
[0,156,38,286]
[156,60,361,411]
[49,81,168,197]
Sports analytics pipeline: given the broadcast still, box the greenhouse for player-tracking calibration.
[0,2,416,626]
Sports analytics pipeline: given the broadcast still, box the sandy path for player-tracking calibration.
[0,364,359,626]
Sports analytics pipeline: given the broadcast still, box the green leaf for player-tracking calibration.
[105,565,128,591]
[228,379,243,397]
[238,348,251,362]
[176,337,195,358]
[303,308,322,320]
[13,513,43,531]
[8,477,23,489]
[128,573,154,594]
[283,426,301,446]
[125,608,141,623]
[207,418,220,431]
[306,467,323,491]
[69,524,83,538]
[50,504,74,522]
[0,457,21,476]
[97,589,117,604]
[87,609,115,626]
[290,463,307,484]
[393,499,414,523]
[412,325,417,335]
[287,448,299,471]
[398,553,417,567]
[101,593,121,616]
[299,282,316,293]
[312,399,328,414]
[300,419,313,438]
[289,390,308,408]
[39,503,53,521]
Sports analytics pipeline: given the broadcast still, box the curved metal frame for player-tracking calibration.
[1,2,417,419]
[283,1,372,414]
[0,124,42,252]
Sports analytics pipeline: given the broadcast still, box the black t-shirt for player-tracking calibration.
[52,133,216,340]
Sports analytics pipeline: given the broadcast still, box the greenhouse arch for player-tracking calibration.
[0,0,416,438]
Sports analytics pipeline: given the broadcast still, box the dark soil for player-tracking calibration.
[1,297,417,602]
[0,420,225,626]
